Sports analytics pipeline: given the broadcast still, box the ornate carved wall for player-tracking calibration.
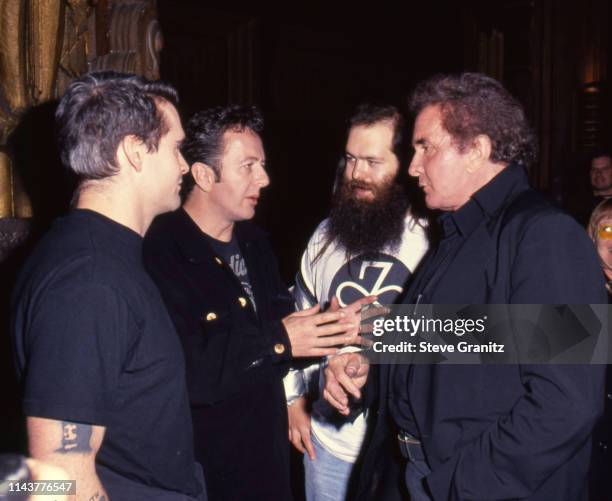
[89,0,162,79]
[0,0,161,261]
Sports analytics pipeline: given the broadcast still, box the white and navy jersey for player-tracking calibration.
[284,212,429,462]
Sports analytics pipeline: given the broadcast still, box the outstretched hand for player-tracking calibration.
[282,304,356,357]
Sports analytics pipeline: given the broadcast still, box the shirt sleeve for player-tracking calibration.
[21,282,127,426]
[293,228,322,310]
[283,234,323,404]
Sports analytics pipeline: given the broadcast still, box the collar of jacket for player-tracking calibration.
[170,207,269,264]
[440,163,530,239]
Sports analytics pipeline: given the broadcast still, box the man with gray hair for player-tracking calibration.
[323,73,606,500]
[11,71,206,500]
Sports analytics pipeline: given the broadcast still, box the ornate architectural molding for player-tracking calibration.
[0,0,160,259]
[89,0,161,80]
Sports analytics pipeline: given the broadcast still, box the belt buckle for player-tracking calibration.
[397,431,420,445]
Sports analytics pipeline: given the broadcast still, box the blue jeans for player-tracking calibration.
[304,433,354,501]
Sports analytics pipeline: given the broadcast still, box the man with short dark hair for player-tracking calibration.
[324,73,607,500]
[11,72,205,500]
[591,153,612,196]
[143,105,356,501]
[591,152,612,201]
[284,103,428,501]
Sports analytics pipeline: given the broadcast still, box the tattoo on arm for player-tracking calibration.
[89,492,106,501]
[55,421,93,453]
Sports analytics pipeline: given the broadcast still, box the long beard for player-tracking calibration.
[327,176,409,257]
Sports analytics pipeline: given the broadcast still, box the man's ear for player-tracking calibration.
[118,135,146,172]
[191,162,217,192]
[466,135,492,173]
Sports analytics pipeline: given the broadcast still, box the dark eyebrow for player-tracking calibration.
[345,151,384,161]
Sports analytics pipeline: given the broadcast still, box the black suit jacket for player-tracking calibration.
[357,165,607,501]
[143,209,294,501]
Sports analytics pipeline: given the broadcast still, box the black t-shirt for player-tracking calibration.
[208,235,257,311]
[11,209,202,498]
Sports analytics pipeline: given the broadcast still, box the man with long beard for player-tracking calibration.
[284,104,429,501]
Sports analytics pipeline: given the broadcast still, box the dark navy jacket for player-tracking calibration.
[357,164,607,501]
[143,208,294,501]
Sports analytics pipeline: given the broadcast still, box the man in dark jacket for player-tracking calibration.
[322,73,607,500]
[143,105,356,501]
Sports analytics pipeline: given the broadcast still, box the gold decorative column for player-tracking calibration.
[28,0,65,104]
[0,0,65,218]
[0,1,26,216]
[0,152,12,217]
[0,0,160,223]
[0,0,28,143]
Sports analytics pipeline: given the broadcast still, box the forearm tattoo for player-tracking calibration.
[55,421,93,453]
[89,492,106,501]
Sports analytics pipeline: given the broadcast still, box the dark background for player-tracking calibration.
[1,0,611,498]
[156,1,467,279]
[156,0,611,279]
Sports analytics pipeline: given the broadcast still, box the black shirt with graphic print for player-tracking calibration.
[208,235,257,312]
